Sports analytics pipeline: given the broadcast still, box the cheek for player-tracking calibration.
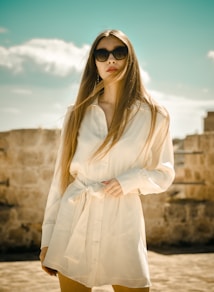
[96,63,105,78]
[119,59,126,70]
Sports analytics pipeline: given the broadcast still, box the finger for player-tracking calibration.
[104,180,117,191]
[109,188,122,197]
[106,185,123,197]
[42,265,57,276]
[102,180,110,185]
[106,183,119,193]
[105,181,120,192]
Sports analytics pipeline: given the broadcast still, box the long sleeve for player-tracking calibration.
[41,107,72,248]
[116,114,175,195]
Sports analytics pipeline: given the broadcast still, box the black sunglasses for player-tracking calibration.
[94,46,128,62]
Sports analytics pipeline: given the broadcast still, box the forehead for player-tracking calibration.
[96,36,125,49]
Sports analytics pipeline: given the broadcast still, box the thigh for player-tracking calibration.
[58,272,91,292]
[113,285,150,292]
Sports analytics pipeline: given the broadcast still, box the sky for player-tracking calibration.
[0,0,213,139]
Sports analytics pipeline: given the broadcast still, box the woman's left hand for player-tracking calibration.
[102,179,123,197]
[39,247,58,276]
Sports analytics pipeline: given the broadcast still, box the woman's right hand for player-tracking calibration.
[39,247,57,276]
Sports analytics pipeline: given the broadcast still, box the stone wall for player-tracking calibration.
[184,133,214,201]
[204,112,214,132]
[0,129,60,252]
[0,129,213,252]
[142,132,214,247]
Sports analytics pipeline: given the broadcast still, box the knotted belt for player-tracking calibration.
[63,177,105,263]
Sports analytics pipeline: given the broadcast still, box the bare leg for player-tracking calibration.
[58,272,91,292]
[113,285,150,292]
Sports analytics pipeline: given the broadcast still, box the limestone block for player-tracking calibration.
[8,226,31,247]
[0,171,10,183]
[193,170,202,181]
[0,146,8,166]
[40,167,54,182]
[164,202,187,223]
[30,223,42,246]
[45,151,58,165]
[9,168,38,186]
[185,185,206,200]
[0,208,11,224]
[204,169,214,184]
[169,223,191,243]
[204,202,214,218]
[199,154,205,164]
[184,168,193,180]
[205,186,214,201]
[14,189,42,208]
[16,150,44,166]
[185,155,200,166]
[16,207,43,225]
[9,129,41,147]
[0,133,9,152]
[187,203,204,219]
[146,224,167,245]
[210,132,214,147]
[206,153,214,166]
[195,220,211,235]
[184,134,200,151]
[41,129,60,145]
[143,202,165,219]
[199,133,213,151]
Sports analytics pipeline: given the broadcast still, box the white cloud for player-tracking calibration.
[0,46,23,72]
[0,27,8,34]
[140,67,150,84]
[149,89,214,138]
[0,39,90,76]
[150,89,214,115]
[208,50,214,60]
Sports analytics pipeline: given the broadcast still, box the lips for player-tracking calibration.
[106,67,118,72]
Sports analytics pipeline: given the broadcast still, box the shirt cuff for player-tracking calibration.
[116,167,142,195]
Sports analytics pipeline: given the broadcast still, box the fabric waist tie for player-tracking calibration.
[63,177,105,263]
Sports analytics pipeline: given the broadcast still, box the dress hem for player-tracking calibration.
[44,261,151,288]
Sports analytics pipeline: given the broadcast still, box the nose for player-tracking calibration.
[107,53,116,63]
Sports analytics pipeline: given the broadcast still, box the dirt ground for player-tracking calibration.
[0,247,213,292]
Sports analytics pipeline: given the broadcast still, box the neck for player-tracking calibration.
[99,83,118,105]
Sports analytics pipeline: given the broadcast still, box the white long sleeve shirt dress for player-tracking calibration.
[41,99,175,289]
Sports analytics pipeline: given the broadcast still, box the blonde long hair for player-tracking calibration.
[60,29,169,193]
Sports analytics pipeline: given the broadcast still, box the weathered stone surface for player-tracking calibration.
[0,129,59,251]
[0,129,213,251]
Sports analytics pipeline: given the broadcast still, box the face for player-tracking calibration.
[95,36,127,81]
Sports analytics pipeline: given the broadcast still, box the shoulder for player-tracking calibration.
[132,99,170,133]
[65,104,75,116]
[62,104,74,127]
[133,99,169,119]
[67,104,74,112]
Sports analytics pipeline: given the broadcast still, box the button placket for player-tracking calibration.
[88,197,104,284]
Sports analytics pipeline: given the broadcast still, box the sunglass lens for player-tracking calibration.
[113,47,128,60]
[94,49,109,62]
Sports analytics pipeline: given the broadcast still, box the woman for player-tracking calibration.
[40,29,175,292]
